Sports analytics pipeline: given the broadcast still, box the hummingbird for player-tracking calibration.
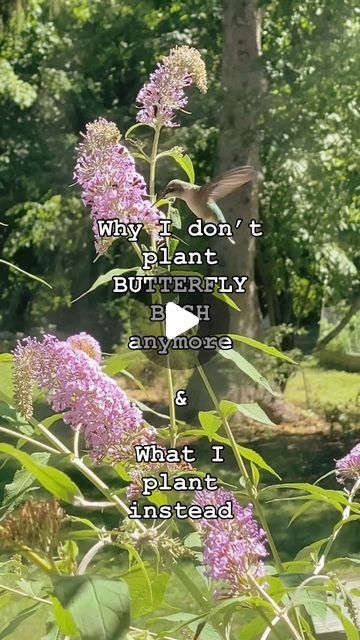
[162,165,255,245]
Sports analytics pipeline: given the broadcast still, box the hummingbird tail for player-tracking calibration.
[228,237,236,246]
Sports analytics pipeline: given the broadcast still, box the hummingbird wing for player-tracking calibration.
[200,165,255,203]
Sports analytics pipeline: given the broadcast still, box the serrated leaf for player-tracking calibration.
[52,575,130,640]
[219,349,274,393]
[0,443,81,503]
[72,268,137,303]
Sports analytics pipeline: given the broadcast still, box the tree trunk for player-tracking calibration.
[215,0,263,338]
[316,294,360,351]
[182,0,263,413]
[181,0,302,424]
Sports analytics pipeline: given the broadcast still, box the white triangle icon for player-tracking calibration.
[165,302,199,340]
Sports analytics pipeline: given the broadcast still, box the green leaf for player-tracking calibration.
[0,604,39,639]
[261,483,349,510]
[53,575,130,640]
[219,349,274,393]
[167,151,195,183]
[125,122,152,138]
[1,452,50,514]
[41,414,63,429]
[148,489,168,507]
[169,270,240,311]
[288,500,314,526]
[0,354,12,363]
[213,289,240,311]
[0,259,52,288]
[326,604,360,640]
[198,411,222,438]
[219,400,275,426]
[0,444,82,503]
[49,596,79,637]
[184,429,279,477]
[102,354,130,376]
[0,594,12,610]
[168,205,182,229]
[114,462,132,482]
[72,268,137,303]
[229,334,296,363]
[121,564,168,620]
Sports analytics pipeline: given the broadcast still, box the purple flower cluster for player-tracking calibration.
[336,443,360,485]
[194,489,268,595]
[74,118,160,254]
[13,333,155,462]
[136,45,207,127]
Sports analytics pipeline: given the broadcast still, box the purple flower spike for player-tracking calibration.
[136,46,207,128]
[194,489,268,595]
[13,334,155,462]
[74,117,160,254]
[336,443,360,485]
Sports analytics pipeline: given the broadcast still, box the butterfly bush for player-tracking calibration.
[74,117,160,254]
[136,45,207,127]
[13,333,155,462]
[336,443,360,485]
[194,489,268,595]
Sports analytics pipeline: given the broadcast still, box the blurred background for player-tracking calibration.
[0,0,359,566]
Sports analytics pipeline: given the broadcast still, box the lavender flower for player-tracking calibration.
[74,117,160,254]
[136,45,207,127]
[194,489,267,595]
[13,333,155,462]
[336,443,360,485]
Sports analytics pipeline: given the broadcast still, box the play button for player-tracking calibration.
[165,302,199,339]
[129,286,230,370]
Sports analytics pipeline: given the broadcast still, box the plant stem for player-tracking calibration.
[131,240,143,263]
[248,576,303,640]
[148,125,178,447]
[256,608,284,640]
[0,581,51,605]
[173,565,229,640]
[196,363,283,572]
[73,426,81,459]
[0,425,59,454]
[71,456,146,532]
[166,366,177,447]
[149,124,161,253]
[314,477,360,575]
[76,537,111,575]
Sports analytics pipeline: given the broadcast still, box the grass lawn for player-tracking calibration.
[284,365,360,409]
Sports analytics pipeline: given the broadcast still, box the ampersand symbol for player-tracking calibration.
[174,389,188,406]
